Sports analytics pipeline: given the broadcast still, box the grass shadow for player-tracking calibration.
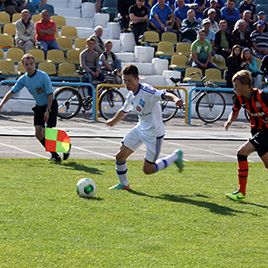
[242,201,268,209]
[62,161,104,174]
[127,189,254,216]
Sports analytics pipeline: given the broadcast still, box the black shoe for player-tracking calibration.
[63,144,71,161]
[49,155,62,163]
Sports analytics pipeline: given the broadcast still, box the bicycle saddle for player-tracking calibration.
[170,77,180,84]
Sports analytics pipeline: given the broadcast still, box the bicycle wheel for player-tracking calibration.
[54,86,82,119]
[195,91,226,123]
[161,91,179,122]
[99,88,125,120]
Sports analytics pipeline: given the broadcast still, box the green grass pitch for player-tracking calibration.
[0,159,267,268]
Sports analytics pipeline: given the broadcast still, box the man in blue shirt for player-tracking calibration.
[221,0,240,33]
[0,54,70,162]
[148,0,174,33]
[174,0,190,30]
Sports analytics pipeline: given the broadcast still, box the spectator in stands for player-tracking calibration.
[225,44,242,87]
[214,20,232,60]
[148,0,174,34]
[174,0,190,31]
[118,0,136,32]
[250,20,268,59]
[99,40,122,83]
[89,26,105,55]
[201,18,215,47]
[191,29,216,70]
[253,11,268,32]
[239,0,256,22]
[1,0,24,18]
[194,0,209,22]
[35,9,59,55]
[129,0,149,45]
[241,47,263,88]
[221,0,240,33]
[38,0,55,17]
[15,9,35,52]
[203,0,221,23]
[206,8,219,33]
[80,37,103,95]
[242,10,254,33]
[180,9,199,43]
[232,19,251,50]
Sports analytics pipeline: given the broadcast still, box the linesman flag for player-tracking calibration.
[45,128,71,153]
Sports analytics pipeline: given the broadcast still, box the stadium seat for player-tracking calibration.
[0,59,17,76]
[31,14,42,23]
[161,32,178,46]
[66,49,80,65]
[56,36,73,52]
[155,41,175,59]
[58,62,78,77]
[176,42,191,57]
[60,25,78,40]
[0,12,10,26]
[0,49,3,59]
[183,67,203,83]
[205,68,226,85]
[74,38,87,50]
[101,0,118,21]
[3,23,16,36]
[0,34,14,49]
[12,13,21,23]
[6,47,24,63]
[211,54,227,71]
[47,49,66,64]
[27,48,45,63]
[139,31,159,47]
[17,61,25,74]
[51,15,66,29]
[38,61,57,76]
[169,54,188,71]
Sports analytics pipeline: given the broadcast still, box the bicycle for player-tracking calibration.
[54,69,125,120]
[161,74,226,123]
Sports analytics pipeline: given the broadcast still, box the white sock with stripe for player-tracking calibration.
[116,161,129,186]
[154,152,178,171]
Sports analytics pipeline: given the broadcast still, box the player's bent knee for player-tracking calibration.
[115,151,126,162]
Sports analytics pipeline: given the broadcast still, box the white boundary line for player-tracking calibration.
[72,145,114,159]
[0,142,46,158]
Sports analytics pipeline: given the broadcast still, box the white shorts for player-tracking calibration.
[122,127,164,163]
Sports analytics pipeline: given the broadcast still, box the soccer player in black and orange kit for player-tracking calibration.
[225,70,268,201]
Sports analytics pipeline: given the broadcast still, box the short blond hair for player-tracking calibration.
[232,70,252,87]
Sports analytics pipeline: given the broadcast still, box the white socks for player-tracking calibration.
[115,161,129,186]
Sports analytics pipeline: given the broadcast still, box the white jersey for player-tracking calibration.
[121,83,165,137]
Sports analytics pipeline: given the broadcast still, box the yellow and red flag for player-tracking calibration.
[45,128,71,153]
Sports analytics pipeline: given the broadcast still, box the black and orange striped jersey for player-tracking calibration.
[233,88,268,130]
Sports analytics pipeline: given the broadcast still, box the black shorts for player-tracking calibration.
[32,99,58,127]
[249,129,268,157]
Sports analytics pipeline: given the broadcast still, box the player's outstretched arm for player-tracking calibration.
[105,110,127,127]
[0,90,14,112]
[165,92,183,107]
[224,110,239,131]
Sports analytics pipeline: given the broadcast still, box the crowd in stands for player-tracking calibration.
[0,0,268,89]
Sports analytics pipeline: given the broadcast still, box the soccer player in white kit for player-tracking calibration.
[106,64,184,190]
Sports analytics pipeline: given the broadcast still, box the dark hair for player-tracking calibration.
[22,54,35,64]
[232,70,252,87]
[230,44,241,57]
[122,64,139,78]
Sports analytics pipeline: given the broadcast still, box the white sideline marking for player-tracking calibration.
[72,145,114,159]
[0,142,46,158]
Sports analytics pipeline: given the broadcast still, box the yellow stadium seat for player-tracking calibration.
[155,41,175,58]
[58,62,78,77]
[211,54,227,71]
[169,54,188,71]
[60,26,78,40]
[139,31,159,47]
[27,48,45,63]
[56,36,73,51]
[32,14,42,23]
[0,34,14,49]
[38,61,57,76]
[6,47,24,63]
[17,61,25,74]
[161,32,178,45]
[0,59,17,75]
[66,49,80,65]
[0,12,10,25]
[12,13,21,22]
[205,68,226,85]
[51,15,66,29]
[74,38,87,50]
[176,42,191,57]
[255,57,262,70]
[47,49,66,64]
[3,23,16,36]
[183,67,203,83]
[0,49,3,59]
